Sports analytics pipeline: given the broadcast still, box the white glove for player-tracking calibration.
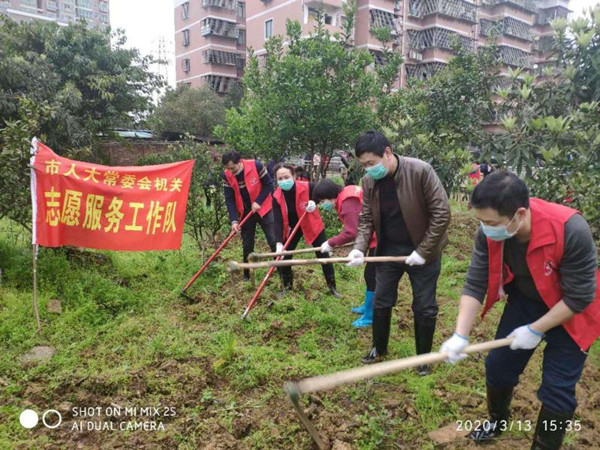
[276,243,284,255]
[306,200,317,213]
[405,250,426,266]
[508,325,544,350]
[320,240,333,255]
[440,333,469,364]
[346,249,364,267]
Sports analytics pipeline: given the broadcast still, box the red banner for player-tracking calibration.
[30,139,195,251]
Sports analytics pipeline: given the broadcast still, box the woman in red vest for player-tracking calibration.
[440,171,599,450]
[222,151,276,281]
[272,164,341,298]
[313,179,377,328]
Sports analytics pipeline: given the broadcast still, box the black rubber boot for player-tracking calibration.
[530,405,573,450]
[468,383,514,442]
[362,307,392,364]
[243,269,250,282]
[325,274,343,299]
[414,315,437,376]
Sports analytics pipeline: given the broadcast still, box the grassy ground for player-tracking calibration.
[0,202,598,449]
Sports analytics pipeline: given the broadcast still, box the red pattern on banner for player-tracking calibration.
[32,140,195,251]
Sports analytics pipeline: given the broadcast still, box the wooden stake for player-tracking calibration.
[32,244,42,334]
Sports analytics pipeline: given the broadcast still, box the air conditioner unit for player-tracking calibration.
[409,51,423,61]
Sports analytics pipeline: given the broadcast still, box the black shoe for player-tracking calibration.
[530,404,573,450]
[468,420,505,442]
[278,284,292,298]
[414,316,437,376]
[325,275,343,299]
[468,383,514,443]
[416,365,431,376]
[328,285,343,299]
[362,347,386,364]
[243,269,250,281]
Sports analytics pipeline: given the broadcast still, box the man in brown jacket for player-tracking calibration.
[347,130,451,374]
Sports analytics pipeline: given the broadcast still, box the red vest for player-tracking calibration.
[224,159,272,218]
[336,185,377,250]
[273,180,324,245]
[482,198,600,350]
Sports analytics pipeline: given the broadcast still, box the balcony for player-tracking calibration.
[203,75,237,94]
[481,17,532,41]
[498,45,531,68]
[304,0,343,8]
[370,8,400,35]
[405,61,447,80]
[409,0,477,23]
[482,0,536,13]
[204,49,245,67]
[203,0,237,10]
[535,7,569,25]
[201,18,238,39]
[409,27,475,51]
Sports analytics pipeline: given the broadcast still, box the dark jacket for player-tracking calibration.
[354,155,451,261]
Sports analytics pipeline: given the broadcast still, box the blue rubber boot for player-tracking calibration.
[352,291,374,328]
[351,290,373,314]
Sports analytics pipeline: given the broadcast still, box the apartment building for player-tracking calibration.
[174,0,246,92]
[1,0,110,28]
[174,0,570,92]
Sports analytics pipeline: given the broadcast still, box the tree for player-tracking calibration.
[0,17,163,152]
[216,0,402,179]
[481,8,600,239]
[384,44,499,194]
[0,18,163,230]
[148,85,226,138]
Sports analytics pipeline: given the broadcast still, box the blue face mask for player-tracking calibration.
[278,179,294,191]
[319,201,334,211]
[480,213,521,241]
[365,161,387,180]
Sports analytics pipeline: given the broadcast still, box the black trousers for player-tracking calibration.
[278,229,334,283]
[374,242,440,319]
[241,210,277,265]
[364,248,377,292]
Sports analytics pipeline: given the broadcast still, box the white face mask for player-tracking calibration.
[480,212,522,241]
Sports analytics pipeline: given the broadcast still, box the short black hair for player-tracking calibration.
[355,130,391,158]
[470,170,529,217]
[222,150,241,165]
[313,178,343,203]
[273,163,296,177]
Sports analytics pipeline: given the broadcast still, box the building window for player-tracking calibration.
[237,29,245,45]
[182,29,190,46]
[47,0,58,11]
[237,1,245,18]
[20,0,37,8]
[182,58,190,73]
[265,19,273,39]
[77,0,92,9]
[99,1,108,12]
[77,8,93,19]
[182,1,189,20]
[100,13,109,23]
